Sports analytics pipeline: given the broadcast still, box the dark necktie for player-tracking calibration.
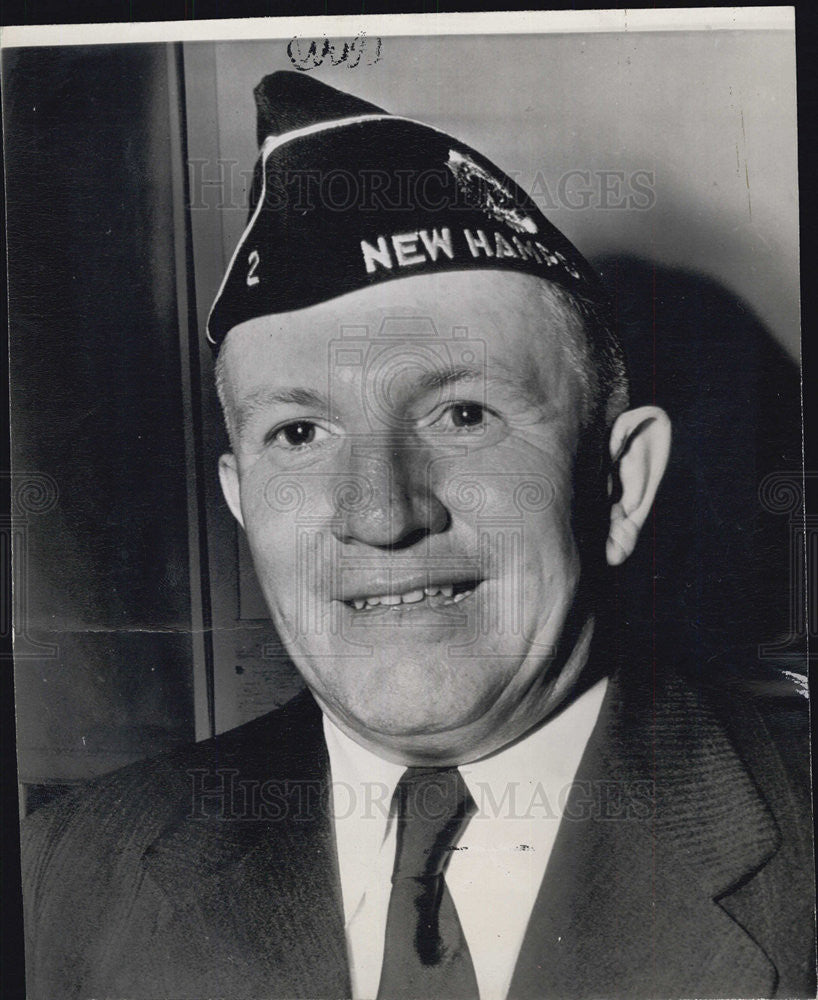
[376,767,479,1000]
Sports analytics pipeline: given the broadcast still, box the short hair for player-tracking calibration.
[539,282,630,447]
[538,282,630,566]
[214,350,236,449]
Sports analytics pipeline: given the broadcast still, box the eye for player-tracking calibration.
[449,403,485,429]
[422,400,508,448]
[270,420,330,449]
[434,402,490,432]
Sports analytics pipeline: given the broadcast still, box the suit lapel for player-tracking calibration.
[141,693,351,1000]
[136,662,786,998]
[509,662,781,999]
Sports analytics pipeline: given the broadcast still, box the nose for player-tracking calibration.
[331,440,449,549]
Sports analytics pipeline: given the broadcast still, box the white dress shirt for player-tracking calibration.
[323,676,608,1000]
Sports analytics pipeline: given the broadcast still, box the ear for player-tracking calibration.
[606,406,671,566]
[218,452,245,530]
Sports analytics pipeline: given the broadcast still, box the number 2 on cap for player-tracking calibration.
[247,250,261,286]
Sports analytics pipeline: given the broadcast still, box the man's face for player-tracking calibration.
[219,270,596,764]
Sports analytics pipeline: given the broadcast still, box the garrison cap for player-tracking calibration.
[206,72,604,352]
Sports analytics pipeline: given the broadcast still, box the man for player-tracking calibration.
[21,72,814,1000]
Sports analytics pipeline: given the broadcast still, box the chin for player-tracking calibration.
[351,703,479,739]
[321,655,509,739]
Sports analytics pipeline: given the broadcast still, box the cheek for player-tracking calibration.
[514,505,580,630]
[239,472,299,587]
[442,438,577,570]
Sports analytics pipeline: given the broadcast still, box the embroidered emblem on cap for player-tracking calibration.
[446,149,538,235]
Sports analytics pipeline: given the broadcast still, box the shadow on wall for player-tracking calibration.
[596,255,804,686]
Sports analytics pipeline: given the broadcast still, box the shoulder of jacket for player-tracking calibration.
[21,691,318,887]
[682,659,811,809]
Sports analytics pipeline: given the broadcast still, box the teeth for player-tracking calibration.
[349,583,477,609]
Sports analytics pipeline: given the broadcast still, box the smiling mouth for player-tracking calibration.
[342,580,482,611]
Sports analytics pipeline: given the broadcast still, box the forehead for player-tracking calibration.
[220,271,585,397]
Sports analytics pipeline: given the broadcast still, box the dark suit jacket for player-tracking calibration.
[21,659,815,999]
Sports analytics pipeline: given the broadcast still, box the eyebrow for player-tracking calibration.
[233,356,543,438]
[234,386,328,437]
[416,358,543,406]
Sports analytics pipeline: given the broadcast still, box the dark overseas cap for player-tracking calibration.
[206,71,605,352]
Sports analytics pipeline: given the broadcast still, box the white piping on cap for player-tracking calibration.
[205,112,449,346]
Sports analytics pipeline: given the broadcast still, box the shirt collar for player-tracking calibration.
[322,716,405,923]
[460,677,608,822]
[323,675,607,865]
